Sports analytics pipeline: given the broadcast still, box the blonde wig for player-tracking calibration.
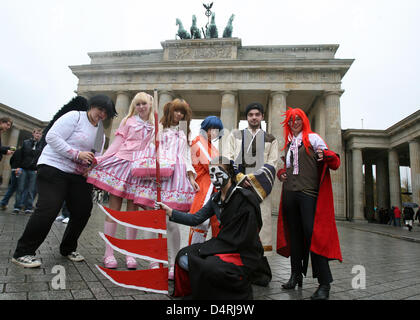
[122,92,154,125]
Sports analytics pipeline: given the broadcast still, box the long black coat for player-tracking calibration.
[173,186,265,300]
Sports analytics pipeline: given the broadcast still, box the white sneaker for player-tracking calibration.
[62,217,70,224]
[67,252,84,262]
[12,255,42,268]
[55,215,65,222]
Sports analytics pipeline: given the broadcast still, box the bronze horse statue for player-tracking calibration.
[190,15,202,39]
[206,12,218,38]
[176,18,191,39]
[223,14,235,38]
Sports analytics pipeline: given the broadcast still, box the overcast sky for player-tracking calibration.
[0,0,419,130]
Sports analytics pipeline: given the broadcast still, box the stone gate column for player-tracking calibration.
[376,155,389,209]
[409,140,420,205]
[324,90,345,219]
[220,91,238,132]
[388,148,402,209]
[352,148,365,220]
[365,161,375,220]
[158,91,174,121]
[269,91,288,214]
[109,92,131,145]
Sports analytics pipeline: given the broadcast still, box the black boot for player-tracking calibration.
[282,273,303,289]
[310,284,330,300]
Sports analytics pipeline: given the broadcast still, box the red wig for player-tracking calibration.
[281,107,315,154]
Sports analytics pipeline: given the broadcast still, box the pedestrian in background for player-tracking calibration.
[388,206,395,226]
[0,117,15,161]
[0,150,21,211]
[12,128,43,214]
[394,206,401,227]
[403,206,415,232]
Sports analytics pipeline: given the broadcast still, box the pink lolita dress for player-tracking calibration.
[133,125,196,211]
[87,115,154,199]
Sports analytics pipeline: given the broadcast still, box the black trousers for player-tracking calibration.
[13,165,93,258]
[283,190,333,285]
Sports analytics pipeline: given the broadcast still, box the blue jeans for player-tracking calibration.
[0,171,19,206]
[15,169,37,210]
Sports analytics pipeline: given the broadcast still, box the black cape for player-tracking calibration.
[173,186,267,300]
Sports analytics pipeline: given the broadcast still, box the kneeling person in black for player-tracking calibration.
[157,156,266,300]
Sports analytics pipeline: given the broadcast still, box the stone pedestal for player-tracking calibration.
[161,38,242,61]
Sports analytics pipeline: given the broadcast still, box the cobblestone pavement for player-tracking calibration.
[1,201,420,301]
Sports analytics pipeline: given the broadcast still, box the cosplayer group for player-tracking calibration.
[11,92,342,300]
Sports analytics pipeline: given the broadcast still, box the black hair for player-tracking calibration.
[245,102,264,116]
[39,96,89,150]
[88,94,117,119]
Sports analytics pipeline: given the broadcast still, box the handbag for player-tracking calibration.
[131,133,178,180]
[131,156,175,180]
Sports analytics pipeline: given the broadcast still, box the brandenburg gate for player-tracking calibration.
[70,38,354,218]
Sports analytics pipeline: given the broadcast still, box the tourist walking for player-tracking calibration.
[394,206,402,227]
[403,206,415,231]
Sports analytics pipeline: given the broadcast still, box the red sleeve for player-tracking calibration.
[323,149,340,170]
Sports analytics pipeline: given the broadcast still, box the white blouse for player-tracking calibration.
[37,111,104,175]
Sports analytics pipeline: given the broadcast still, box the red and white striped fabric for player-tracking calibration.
[96,265,169,294]
[99,233,168,264]
[98,204,167,234]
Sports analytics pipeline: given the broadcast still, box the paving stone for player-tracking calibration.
[5,282,49,293]
[28,290,73,300]
[71,289,94,299]
[0,292,27,300]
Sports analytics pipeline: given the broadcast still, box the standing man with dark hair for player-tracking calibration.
[13,128,43,214]
[223,102,279,257]
[0,117,15,160]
